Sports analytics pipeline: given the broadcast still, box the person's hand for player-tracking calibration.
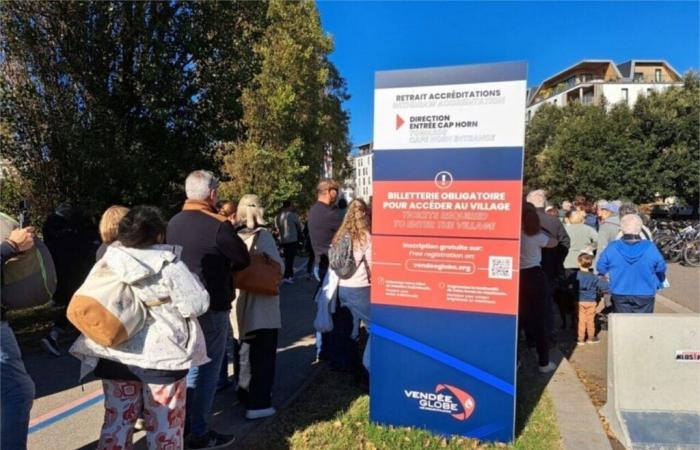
[8,227,35,252]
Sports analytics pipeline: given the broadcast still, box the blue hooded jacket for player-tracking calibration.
[596,240,666,296]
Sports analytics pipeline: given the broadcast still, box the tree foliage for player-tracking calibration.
[524,73,700,207]
[219,0,351,215]
[0,2,266,219]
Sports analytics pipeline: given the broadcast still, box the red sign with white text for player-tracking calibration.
[372,180,522,239]
[371,235,521,315]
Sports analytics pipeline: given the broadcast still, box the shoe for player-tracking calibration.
[282,277,294,284]
[41,334,61,357]
[245,407,276,420]
[538,362,557,373]
[588,336,601,344]
[577,341,586,346]
[186,430,235,449]
[134,418,146,431]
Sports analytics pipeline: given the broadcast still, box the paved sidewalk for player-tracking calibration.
[658,263,700,313]
[546,348,612,450]
[25,261,319,450]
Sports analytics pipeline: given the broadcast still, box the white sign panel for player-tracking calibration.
[374,80,527,150]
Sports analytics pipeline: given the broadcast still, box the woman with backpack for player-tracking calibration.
[329,199,372,374]
[69,206,210,449]
[230,194,284,420]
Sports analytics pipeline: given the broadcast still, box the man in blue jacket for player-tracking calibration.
[596,214,666,313]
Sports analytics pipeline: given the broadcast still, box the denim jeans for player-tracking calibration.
[185,310,228,437]
[1,321,35,450]
[338,286,371,371]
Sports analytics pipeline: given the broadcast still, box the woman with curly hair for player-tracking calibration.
[330,199,372,373]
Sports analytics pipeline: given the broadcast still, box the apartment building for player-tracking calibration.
[353,142,373,202]
[527,60,683,120]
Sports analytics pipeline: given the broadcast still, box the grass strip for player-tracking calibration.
[241,363,562,450]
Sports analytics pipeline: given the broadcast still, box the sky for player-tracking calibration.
[316,1,700,149]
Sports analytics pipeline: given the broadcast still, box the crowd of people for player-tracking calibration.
[1,177,669,449]
[0,171,372,450]
[520,190,667,372]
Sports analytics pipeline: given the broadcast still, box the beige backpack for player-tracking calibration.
[67,259,162,347]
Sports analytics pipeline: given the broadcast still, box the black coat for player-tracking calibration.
[536,209,571,281]
[167,203,250,312]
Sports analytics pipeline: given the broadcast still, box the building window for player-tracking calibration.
[633,72,644,82]
[621,88,628,103]
[553,99,557,105]
[655,69,662,82]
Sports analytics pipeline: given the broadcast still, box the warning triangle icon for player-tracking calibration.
[396,114,405,130]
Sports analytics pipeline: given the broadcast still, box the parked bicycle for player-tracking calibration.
[651,220,700,264]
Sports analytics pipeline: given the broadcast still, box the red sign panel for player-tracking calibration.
[372,235,521,315]
[372,180,523,240]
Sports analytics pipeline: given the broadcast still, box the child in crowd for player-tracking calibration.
[569,253,608,345]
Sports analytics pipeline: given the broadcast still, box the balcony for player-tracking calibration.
[532,76,604,105]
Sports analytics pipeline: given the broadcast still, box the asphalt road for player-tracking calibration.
[659,262,700,312]
[25,262,318,450]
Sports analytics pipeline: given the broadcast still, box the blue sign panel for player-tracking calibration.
[370,61,528,443]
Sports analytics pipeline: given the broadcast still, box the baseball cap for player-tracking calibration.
[600,201,619,214]
[317,179,339,192]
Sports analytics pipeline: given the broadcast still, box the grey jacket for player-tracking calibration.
[564,223,598,269]
[595,215,621,267]
[275,210,302,244]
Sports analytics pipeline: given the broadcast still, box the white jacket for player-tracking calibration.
[70,243,210,379]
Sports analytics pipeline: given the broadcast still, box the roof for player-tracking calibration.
[527,59,682,106]
[529,60,621,106]
[540,60,622,87]
[616,60,681,79]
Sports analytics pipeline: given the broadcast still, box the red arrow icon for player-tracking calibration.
[396,114,405,130]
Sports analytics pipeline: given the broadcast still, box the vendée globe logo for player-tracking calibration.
[404,384,476,421]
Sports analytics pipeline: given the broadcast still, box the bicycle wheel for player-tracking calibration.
[682,239,700,267]
[666,241,684,263]
[655,236,677,261]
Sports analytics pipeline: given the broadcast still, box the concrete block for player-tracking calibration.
[602,313,700,449]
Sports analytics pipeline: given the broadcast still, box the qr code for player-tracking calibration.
[488,256,513,279]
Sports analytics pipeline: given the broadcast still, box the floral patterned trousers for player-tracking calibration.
[98,378,186,450]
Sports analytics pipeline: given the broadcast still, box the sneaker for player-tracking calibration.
[588,336,601,344]
[186,430,235,449]
[245,407,276,420]
[577,341,586,346]
[282,277,294,284]
[538,362,557,373]
[41,334,61,357]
